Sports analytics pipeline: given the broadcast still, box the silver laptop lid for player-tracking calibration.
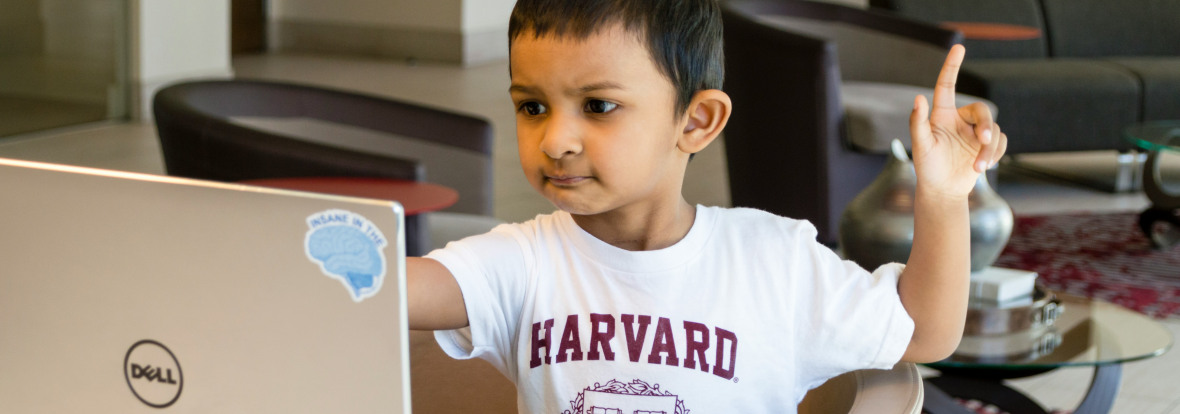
[0,158,410,413]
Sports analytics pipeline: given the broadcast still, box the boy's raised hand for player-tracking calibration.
[909,45,1008,198]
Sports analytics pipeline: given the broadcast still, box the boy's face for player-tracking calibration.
[509,24,690,217]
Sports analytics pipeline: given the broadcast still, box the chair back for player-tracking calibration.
[799,363,924,414]
[408,330,517,414]
[152,79,495,216]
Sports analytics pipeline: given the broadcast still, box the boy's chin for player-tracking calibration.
[550,201,601,217]
[545,196,608,217]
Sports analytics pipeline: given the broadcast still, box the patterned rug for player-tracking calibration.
[993,211,1180,319]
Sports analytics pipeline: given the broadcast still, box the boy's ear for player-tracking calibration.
[678,89,732,155]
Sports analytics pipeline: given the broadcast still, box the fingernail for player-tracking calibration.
[981,129,993,144]
[976,160,988,172]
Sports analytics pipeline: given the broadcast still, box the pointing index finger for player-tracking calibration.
[932,44,966,111]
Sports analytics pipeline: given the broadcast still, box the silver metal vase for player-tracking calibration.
[839,139,1014,271]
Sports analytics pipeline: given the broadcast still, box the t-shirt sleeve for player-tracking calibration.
[788,222,915,393]
[424,225,532,379]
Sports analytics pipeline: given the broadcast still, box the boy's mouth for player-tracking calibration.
[545,174,588,187]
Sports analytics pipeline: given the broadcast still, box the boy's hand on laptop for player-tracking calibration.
[909,44,1008,199]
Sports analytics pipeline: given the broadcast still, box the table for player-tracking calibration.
[1124,121,1180,248]
[923,293,1173,414]
[939,22,1042,41]
[241,177,459,256]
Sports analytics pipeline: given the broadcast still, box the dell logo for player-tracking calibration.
[124,340,183,408]
[130,364,179,384]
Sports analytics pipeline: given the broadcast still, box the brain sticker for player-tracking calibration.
[305,209,388,302]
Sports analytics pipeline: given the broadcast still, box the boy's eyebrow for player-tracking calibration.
[508,81,627,96]
[508,83,535,94]
[573,81,626,95]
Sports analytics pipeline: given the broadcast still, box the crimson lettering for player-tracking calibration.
[712,327,738,380]
[556,315,584,363]
[683,321,710,372]
[621,314,651,363]
[588,314,615,361]
[647,317,680,366]
[529,319,554,368]
[528,313,737,381]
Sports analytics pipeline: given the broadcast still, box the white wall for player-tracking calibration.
[271,0,461,31]
[130,0,233,120]
[269,0,514,65]
[462,0,514,33]
[460,0,514,64]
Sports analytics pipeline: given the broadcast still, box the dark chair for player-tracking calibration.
[721,0,964,245]
[152,79,495,255]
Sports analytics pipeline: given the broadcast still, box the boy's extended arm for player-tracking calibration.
[406,257,469,331]
[899,45,1008,363]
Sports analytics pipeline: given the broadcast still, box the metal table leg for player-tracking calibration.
[922,380,986,414]
[923,363,1123,414]
[1142,150,1180,210]
[1074,363,1122,414]
[924,376,1047,414]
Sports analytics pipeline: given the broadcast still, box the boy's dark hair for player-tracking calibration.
[509,0,725,117]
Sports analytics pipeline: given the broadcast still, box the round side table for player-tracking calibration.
[939,22,1042,41]
[922,293,1172,414]
[1124,121,1180,248]
[240,177,459,256]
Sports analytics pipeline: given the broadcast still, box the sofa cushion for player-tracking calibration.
[1041,0,1180,58]
[1106,58,1180,122]
[958,59,1141,153]
[841,81,997,153]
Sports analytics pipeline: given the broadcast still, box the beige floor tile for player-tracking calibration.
[1110,398,1175,414]
[0,122,163,174]
[1164,400,1180,414]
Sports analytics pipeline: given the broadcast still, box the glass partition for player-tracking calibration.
[0,0,127,138]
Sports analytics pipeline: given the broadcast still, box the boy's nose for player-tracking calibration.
[539,114,582,159]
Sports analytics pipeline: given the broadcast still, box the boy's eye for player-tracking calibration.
[584,99,618,114]
[520,102,547,116]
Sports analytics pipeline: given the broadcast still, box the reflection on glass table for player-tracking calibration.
[922,293,1173,414]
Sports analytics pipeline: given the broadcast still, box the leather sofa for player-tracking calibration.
[871,0,1180,155]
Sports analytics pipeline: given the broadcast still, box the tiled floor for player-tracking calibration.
[1,52,1176,413]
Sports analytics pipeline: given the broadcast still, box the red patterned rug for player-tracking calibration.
[993,211,1180,319]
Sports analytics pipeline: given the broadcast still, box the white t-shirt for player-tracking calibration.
[427,205,914,414]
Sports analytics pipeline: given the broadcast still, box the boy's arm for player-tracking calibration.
[406,257,469,331]
[899,44,1008,363]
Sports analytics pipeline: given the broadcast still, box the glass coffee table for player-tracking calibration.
[1125,121,1180,248]
[922,293,1173,414]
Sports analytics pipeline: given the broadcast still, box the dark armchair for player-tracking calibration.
[721,0,971,245]
[152,79,495,255]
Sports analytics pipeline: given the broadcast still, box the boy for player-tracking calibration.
[407,0,1007,412]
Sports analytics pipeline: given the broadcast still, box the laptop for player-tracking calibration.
[0,158,411,413]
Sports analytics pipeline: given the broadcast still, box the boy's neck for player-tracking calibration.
[569,199,697,251]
